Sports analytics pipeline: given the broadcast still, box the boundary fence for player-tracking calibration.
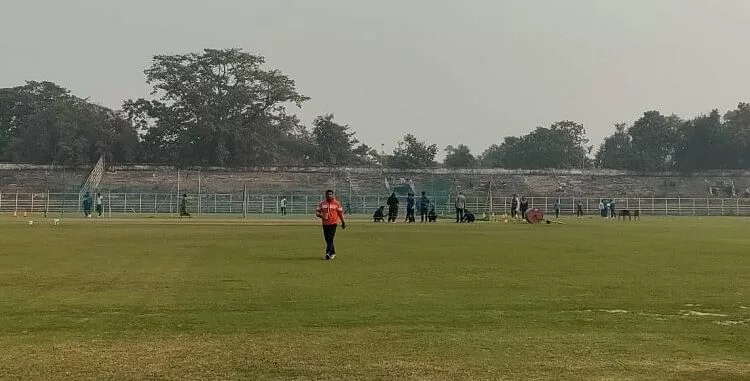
[1,192,750,217]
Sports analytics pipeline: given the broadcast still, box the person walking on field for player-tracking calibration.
[316,189,346,260]
[179,193,191,218]
[576,201,584,217]
[455,192,466,223]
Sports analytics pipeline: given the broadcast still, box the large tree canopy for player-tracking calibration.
[597,105,750,171]
[390,134,438,169]
[123,48,311,167]
[311,114,373,165]
[444,144,476,168]
[0,81,139,165]
[477,121,590,169]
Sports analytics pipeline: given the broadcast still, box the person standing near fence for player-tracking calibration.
[455,192,466,223]
[96,193,104,218]
[511,194,519,220]
[420,191,430,223]
[554,199,561,219]
[280,197,287,216]
[405,193,415,223]
[316,189,346,260]
[576,201,583,217]
[82,192,93,218]
[519,196,529,220]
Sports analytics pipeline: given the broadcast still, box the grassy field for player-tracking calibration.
[0,215,749,380]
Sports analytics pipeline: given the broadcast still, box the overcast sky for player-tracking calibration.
[2,0,749,157]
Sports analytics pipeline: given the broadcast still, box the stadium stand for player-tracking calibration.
[1,164,748,199]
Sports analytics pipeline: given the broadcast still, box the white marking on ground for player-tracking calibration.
[599,309,629,314]
[684,304,701,307]
[740,306,748,310]
[680,310,728,317]
[714,320,747,326]
[637,312,663,317]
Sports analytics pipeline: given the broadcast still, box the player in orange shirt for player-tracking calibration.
[316,189,346,260]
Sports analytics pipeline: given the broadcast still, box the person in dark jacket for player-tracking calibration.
[405,193,416,223]
[373,206,386,222]
[386,193,399,223]
[419,192,430,223]
[461,209,476,223]
[520,196,529,220]
[427,203,438,222]
[82,192,93,218]
[179,194,191,217]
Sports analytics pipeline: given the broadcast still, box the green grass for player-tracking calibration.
[0,215,749,380]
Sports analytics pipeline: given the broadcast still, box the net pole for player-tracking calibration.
[44,172,49,218]
[243,184,247,219]
[60,168,65,218]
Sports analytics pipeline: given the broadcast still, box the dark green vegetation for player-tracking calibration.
[2,48,749,170]
[0,216,748,380]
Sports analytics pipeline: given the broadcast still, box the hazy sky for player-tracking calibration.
[2,0,749,157]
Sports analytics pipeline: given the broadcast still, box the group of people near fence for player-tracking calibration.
[81,192,105,218]
[373,191,477,223]
[599,199,617,218]
[373,191,438,223]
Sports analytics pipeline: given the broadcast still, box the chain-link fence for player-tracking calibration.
[2,191,750,217]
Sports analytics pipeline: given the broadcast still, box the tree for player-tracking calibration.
[477,137,520,168]
[724,102,750,168]
[444,144,476,168]
[485,121,589,169]
[123,48,311,167]
[0,81,139,165]
[673,110,728,171]
[390,134,438,169]
[311,114,372,165]
[595,123,637,169]
[628,111,680,171]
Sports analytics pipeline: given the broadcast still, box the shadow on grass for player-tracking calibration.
[262,256,326,262]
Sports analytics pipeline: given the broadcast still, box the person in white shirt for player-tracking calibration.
[280,198,287,216]
[96,193,104,218]
[455,192,466,223]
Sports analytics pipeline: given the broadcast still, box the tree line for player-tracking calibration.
[1,48,748,171]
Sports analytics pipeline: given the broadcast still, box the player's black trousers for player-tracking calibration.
[323,224,337,254]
